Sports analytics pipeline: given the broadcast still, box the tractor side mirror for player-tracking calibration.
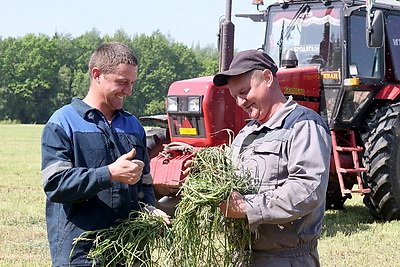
[366,9,384,48]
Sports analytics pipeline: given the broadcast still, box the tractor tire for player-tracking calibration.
[145,127,170,159]
[326,180,351,210]
[361,102,400,220]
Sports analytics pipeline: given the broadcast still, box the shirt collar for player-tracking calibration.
[71,98,131,120]
[256,96,297,130]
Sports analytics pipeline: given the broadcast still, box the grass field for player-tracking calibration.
[0,124,399,266]
[0,124,50,266]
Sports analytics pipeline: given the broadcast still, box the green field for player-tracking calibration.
[0,124,50,266]
[0,124,399,266]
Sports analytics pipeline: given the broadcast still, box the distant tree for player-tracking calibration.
[192,43,219,77]
[0,34,61,123]
[62,29,103,109]
[53,65,74,108]
[106,29,133,45]
[126,31,208,116]
[51,33,76,110]
[71,29,104,73]
[0,30,220,123]
[71,69,90,99]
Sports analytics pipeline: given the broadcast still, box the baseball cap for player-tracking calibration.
[213,50,278,86]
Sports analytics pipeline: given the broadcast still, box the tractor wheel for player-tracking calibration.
[325,180,351,210]
[145,127,170,159]
[361,102,400,220]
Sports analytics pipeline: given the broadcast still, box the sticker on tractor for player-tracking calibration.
[321,71,340,80]
[179,128,198,135]
[284,87,305,95]
[321,71,340,84]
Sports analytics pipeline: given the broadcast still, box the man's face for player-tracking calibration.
[98,63,138,112]
[228,70,272,124]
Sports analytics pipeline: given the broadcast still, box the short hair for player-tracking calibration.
[250,69,263,82]
[88,42,138,79]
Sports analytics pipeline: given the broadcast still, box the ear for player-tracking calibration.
[91,67,101,81]
[261,69,274,87]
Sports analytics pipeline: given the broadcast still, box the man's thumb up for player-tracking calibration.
[122,148,137,160]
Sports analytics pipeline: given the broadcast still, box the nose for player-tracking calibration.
[122,85,133,96]
[236,96,247,108]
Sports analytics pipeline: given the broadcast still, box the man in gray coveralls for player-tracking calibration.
[214,50,331,267]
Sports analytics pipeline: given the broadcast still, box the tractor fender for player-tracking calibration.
[375,85,400,100]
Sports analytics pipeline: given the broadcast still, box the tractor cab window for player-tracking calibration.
[386,14,400,81]
[348,12,383,79]
[265,4,342,80]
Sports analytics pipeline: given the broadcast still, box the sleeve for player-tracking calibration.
[244,118,331,231]
[41,122,112,204]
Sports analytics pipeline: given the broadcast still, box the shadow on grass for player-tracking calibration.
[322,203,380,238]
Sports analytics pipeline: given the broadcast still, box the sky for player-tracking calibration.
[0,0,272,51]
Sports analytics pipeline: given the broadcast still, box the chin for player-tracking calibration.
[114,102,124,110]
[249,112,259,120]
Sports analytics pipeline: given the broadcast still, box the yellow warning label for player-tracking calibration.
[179,128,197,135]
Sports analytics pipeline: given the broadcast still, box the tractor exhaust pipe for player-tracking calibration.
[219,0,235,72]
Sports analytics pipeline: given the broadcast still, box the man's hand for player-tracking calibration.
[182,159,193,177]
[108,148,144,185]
[143,206,171,225]
[219,191,246,218]
[181,150,198,177]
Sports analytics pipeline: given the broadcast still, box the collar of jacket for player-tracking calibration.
[251,96,297,132]
[70,97,132,120]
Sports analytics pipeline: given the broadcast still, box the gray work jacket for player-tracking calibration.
[231,97,331,254]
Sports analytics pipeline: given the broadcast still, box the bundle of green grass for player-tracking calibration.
[74,145,255,267]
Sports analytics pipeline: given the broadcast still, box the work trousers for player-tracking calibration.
[251,240,320,267]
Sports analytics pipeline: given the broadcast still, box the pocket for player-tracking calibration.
[254,222,297,251]
[254,141,281,155]
[240,141,282,187]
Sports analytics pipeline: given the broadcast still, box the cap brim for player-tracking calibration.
[213,67,252,86]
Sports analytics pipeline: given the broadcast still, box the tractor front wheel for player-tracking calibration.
[361,102,400,220]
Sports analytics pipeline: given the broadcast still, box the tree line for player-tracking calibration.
[0,29,219,124]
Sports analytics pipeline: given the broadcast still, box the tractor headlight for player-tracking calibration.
[167,96,178,112]
[188,96,201,112]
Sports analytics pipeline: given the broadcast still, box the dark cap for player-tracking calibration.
[213,50,278,86]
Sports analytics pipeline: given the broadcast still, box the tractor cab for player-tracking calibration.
[241,0,400,129]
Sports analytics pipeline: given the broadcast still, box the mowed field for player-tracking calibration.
[0,124,400,266]
[0,124,50,266]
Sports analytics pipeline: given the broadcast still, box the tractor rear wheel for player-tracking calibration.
[361,102,400,220]
[326,180,351,210]
[145,127,169,159]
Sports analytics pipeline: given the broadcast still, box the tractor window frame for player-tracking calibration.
[264,3,342,76]
[386,12,400,82]
[347,11,384,80]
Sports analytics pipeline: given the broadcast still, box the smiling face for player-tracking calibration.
[228,69,275,124]
[90,63,138,119]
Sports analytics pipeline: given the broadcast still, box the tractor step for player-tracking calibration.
[341,188,371,194]
[331,130,371,196]
[337,167,367,173]
[334,146,364,152]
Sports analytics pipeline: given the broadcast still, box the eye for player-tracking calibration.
[240,88,250,96]
[116,80,130,86]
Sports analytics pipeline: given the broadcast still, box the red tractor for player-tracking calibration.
[144,0,400,220]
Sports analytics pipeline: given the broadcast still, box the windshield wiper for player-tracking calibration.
[277,4,311,64]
